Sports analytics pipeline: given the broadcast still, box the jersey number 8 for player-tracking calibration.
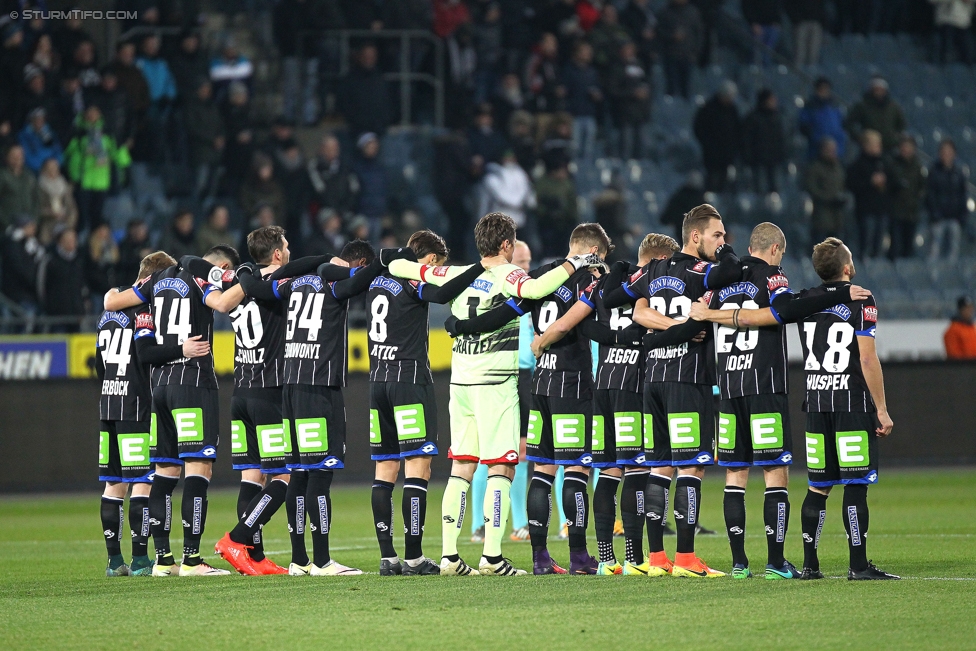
[369,295,389,343]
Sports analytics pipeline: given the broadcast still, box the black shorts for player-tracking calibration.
[526,392,592,466]
[518,369,532,438]
[283,383,346,471]
[231,387,287,474]
[642,381,715,467]
[369,381,439,461]
[717,393,793,467]
[150,385,220,464]
[805,411,880,487]
[99,419,153,483]
[592,388,645,468]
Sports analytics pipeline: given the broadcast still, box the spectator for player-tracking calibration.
[52,13,92,64]
[446,23,479,129]
[51,71,86,147]
[468,103,508,167]
[931,0,974,65]
[492,73,527,134]
[30,34,61,79]
[0,214,44,328]
[508,110,538,174]
[471,1,503,105]
[742,89,786,194]
[274,0,331,126]
[433,0,472,39]
[157,209,201,260]
[64,105,132,233]
[846,130,894,258]
[18,108,63,173]
[86,68,136,150]
[274,139,308,236]
[305,209,348,257]
[117,218,152,282]
[240,153,286,220]
[137,34,177,164]
[337,44,391,138]
[562,41,602,162]
[524,33,563,114]
[661,170,706,243]
[657,0,703,99]
[352,133,389,237]
[184,79,226,202]
[17,66,56,128]
[209,36,254,103]
[798,76,846,160]
[481,149,535,229]
[221,81,255,196]
[305,135,359,224]
[593,180,630,261]
[72,39,101,89]
[539,113,574,171]
[37,158,78,246]
[169,30,210,102]
[195,204,233,252]
[845,76,906,153]
[926,139,969,263]
[85,222,120,309]
[107,41,150,122]
[787,0,826,67]
[944,296,976,359]
[608,41,652,161]
[0,145,39,231]
[889,136,926,259]
[1,24,28,112]
[692,0,723,66]
[619,0,658,69]
[588,5,632,73]
[534,158,578,257]
[433,128,478,257]
[693,81,742,192]
[805,136,847,244]
[38,227,87,332]
[742,0,783,67]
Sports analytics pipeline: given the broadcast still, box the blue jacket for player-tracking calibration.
[136,57,177,103]
[561,61,600,118]
[352,157,387,219]
[18,124,63,172]
[926,161,969,223]
[798,96,846,160]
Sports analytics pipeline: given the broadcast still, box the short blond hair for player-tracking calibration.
[638,233,680,260]
[137,251,177,282]
[749,222,786,253]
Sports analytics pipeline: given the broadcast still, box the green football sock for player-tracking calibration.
[483,475,513,558]
[441,476,470,558]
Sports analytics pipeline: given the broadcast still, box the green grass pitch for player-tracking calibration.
[2,469,974,650]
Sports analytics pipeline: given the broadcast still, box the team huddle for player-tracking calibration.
[95,206,899,580]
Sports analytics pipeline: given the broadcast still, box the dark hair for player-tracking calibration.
[205,244,241,268]
[681,204,722,245]
[474,212,516,258]
[247,226,286,264]
[814,76,831,89]
[569,223,613,255]
[407,230,449,262]
[340,239,375,265]
[137,251,177,282]
[811,237,851,282]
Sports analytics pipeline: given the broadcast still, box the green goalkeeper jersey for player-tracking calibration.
[388,260,570,385]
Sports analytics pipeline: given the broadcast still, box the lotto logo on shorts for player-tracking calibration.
[369,410,381,444]
[98,431,110,465]
[614,412,641,446]
[394,404,427,441]
[591,416,605,452]
[231,420,246,453]
[837,431,869,468]
[668,413,700,449]
[526,411,543,445]
[258,424,291,458]
[295,418,329,453]
[173,408,204,442]
[553,415,585,449]
[750,413,783,450]
[718,413,736,450]
[118,433,150,466]
[805,433,826,470]
[642,414,653,450]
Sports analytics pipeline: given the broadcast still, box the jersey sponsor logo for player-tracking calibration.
[221,269,236,284]
[292,274,324,292]
[101,379,129,396]
[470,278,493,293]
[767,274,790,291]
[98,311,131,328]
[554,285,574,303]
[646,276,686,295]
[629,270,644,284]
[805,373,851,390]
[430,266,449,277]
[506,268,528,285]
[135,313,153,330]
[863,305,878,323]
[702,290,714,304]
[771,286,792,299]
[822,304,852,320]
[369,276,403,296]
[718,282,759,302]
[692,260,709,272]
[154,277,190,297]
[584,280,598,295]
[134,328,154,339]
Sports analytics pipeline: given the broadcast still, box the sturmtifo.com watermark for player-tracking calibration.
[10,9,138,20]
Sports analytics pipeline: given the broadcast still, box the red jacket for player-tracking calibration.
[944,319,976,359]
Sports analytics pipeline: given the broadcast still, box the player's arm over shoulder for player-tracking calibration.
[501,263,570,299]
[388,260,476,286]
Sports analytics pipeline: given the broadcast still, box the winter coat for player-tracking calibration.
[337,65,391,137]
[183,96,225,166]
[805,156,846,232]
[742,106,786,166]
[467,126,508,166]
[136,56,177,103]
[194,223,234,253]
[352,156,388,219]
[169,49,210,100]
[798,95,846,159]
[588,22,632,71]
[480,161,535,228]
[158,226,202,260]
[944,317,976,359]
[39,247,86,317]
[18,123,63,172]
[889,155,926,224]
[657,1,704,62]
[0,228,43,303]
[239,178,286,220]
[37,173,78,243]
[85,85,135,146]
[0,167,39,229]
[846,92,907,152]
[562,61,601,118]
[305,158,359,217]
[846,152,896,218]
[535,172,578,239]
[608,58,651,126]
[63,119,132,192]
[694,96,742,169]
[107,61,151,115]
[926,161,969,223]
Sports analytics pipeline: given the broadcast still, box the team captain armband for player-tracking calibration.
[505,268,530,295]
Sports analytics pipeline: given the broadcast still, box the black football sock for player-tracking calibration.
[764,487,790,568]
[231,479,288,562]
[528,471,555,552]
[621,472,646,563]
[149,474,179,561]
[307,470,334,567]
[101,496,125,558]
[286,470,309,565]
[645,473,672,554]
[371,480,397,559]
[181,475,210,562]
[724,486,748,567]
[562,471,590,553]
[843,484,870,572]
[593,473,620,563]
[402,477,429,561]
[801,489,828,571]
[232,480,264,554]
[128,495,150,558]
[674,475,702,555]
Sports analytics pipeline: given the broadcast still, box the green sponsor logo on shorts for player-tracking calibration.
[173,408,203,442]
[553,414,585,449]
[614,412,640,447]
[118,433,150,466]
[805,433,826,469]
[591,416,605,452]
[718,413,735,450]
[668,412,700,449]
[98,431,110,465]
[369,410,381,443]
[526,410,543,445]
[643,414,653,450]
[836,431,870,468]
[750,413,783,450]
[394,404,427,441]
[149,413,157,448]
[295,418,328,453]
[259,424,291,458]
[231,420,246,453]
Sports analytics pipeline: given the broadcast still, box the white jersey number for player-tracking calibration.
[369,294,389,343]
[230,301,264,349]
[99,327,133,376]
[803,322,854,372]
[153,297,192,345]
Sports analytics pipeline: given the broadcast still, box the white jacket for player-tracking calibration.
[480,162,536,227]
[931,0,976,29]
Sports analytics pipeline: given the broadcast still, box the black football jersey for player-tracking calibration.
[133,266,219,389]
[585,270,644,393]
[530,263,596,398]
[275,274,349,387]
[624,252,715,385]
[97,306,153,421]
[366,274,434,385]
[711,256,791,398]
[229,271,286,390]
[797,283,878,413]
